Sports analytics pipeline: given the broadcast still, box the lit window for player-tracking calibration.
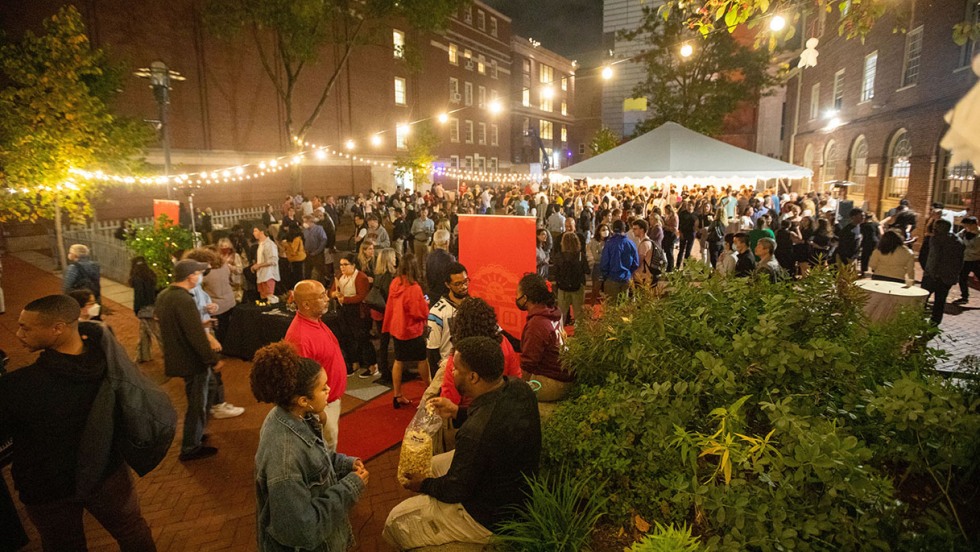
[809,83,820,121]
[394,77,407,105]
[396,125,409,150]
[540,92,553,112]
[464,49,473,71]
[477,10,485,31]
[886,130,912,199]
[449,78,460,103]
[449,118,460,143]
[478,55,486,75]
[478,123,486,145]
[561,126,567,143]
[465,120,474,144]
[937,156,976,209]
[540,120,553,140]
[540,64,553,84]
[901,26,923,87]
[561,101,567,116]
[523,59,530,74]
[490,17,498,37]
[464,82,473,106]
[449,44,458,65]
[478,86,486,108]
[522,88,530,107]
[848,135,868,195]
[393,29,405,59]
[450,155,459,168]
[561,77,568,91]
[832,69,844,110]
[491,124,498,146]
[861,52,877,102]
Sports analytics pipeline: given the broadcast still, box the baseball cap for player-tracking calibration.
[173,259,210,282]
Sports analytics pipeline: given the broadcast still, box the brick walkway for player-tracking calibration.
[1,250,977,551]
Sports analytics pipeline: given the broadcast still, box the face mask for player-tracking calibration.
[88,304,101,318]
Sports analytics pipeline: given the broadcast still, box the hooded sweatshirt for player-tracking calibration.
[520,304,573,382]
[382,275,429,340]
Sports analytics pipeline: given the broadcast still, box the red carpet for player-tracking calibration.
[336,380,428,461]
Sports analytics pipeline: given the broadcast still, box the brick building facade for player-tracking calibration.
[784,0,978,220]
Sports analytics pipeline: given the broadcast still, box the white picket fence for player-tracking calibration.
[67,207,265,240]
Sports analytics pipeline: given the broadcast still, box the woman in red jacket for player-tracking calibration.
[516,273,574,401]
[331,253,377,376]
[382,253,430,408]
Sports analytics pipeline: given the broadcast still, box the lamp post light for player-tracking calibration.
[135,61,184,200]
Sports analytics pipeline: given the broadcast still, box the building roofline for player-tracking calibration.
[511,34,576,67]
[472,0,512,23]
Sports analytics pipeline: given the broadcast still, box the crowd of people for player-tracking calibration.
[1,179,976,551]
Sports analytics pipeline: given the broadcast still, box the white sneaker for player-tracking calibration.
[210,402,245,419]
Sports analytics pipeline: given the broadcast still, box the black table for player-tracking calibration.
[222,303,341,360]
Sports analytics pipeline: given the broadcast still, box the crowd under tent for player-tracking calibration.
[551,122,813,192]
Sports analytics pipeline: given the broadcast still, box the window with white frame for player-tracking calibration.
[489,17,498,37]
[540,65,554,84]
[886,130,912,199]
[491,124,498,146]
[578,143,586,155]
[491,60,498,79]
[450,155,459,168]
[449,43,458,65]
[477,10,485,30]
[936,154,976,209]
[464,82,473,106]
[561,101,567,116]
[490,157,498,171]
[540,120,553,140]
[848,135,869,195]
[540,91,553,112]
[832,69,844,110]
[463,7,472,24]
[561,76,568,91]
[393,30,405,59]
[476,155,485,171]
[822,140,843,183]
[449,118,459,143]
[465,120,474,144]
[464,49,473,70]
[478,123,486,145]
[901,26,924,87]
[394,77,407,105]
[477,54,486,75]
[561,126,567,143]
[449,78,460,103]
[396,124,409,150]
[464,156,473,169]
[478,86,486,108]
[809,83,820,121]
[861,52,877,102]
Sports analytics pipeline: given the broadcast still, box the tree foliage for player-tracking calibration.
[0,5,152,224]
[394,122,441,190]
[625,8,776,138]
[202,0,467,147]
[589,127,621,157]
[125,215,196,285]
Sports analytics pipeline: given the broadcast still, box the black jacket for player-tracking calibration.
[155,285,219,377]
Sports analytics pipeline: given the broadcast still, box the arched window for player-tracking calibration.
[935,148,975,209]
[803,144,815,191]
[885,130,912,199]
[848,135,869,195]
[821,140,843,191]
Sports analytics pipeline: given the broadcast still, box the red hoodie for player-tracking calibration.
[521,304,573,382]
[382,276,429,340]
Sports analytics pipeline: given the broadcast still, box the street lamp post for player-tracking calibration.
[135,61,185,201]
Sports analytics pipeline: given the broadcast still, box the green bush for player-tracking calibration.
[629,523,702,552]
[544,262,980,549]
[124,214,195,284]
[494,468,607,552]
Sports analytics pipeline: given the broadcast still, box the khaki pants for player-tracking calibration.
[413,240,429,276]
[523,372,572,402]
[383,451,493,550]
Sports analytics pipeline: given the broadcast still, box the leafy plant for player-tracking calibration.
[494,468,608,552]
[629,522,702,552]
[125,215,195,284]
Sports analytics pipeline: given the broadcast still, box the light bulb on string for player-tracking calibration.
[437,112,449,124]
[345,139,356,150]
[680,43,694,58]
[770,15,786,32]
[601,66,614,80]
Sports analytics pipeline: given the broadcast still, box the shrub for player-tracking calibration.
[544,262,980,549]
[629,523,702,552]
[125,214,195,284]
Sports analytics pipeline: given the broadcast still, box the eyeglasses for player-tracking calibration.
[339,262,352,267]
[449,278,470,287]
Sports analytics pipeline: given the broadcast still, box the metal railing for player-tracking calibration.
[59,207,265,283]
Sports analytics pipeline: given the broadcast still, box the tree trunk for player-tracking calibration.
[289,142,303,194]
[54,195,67,271]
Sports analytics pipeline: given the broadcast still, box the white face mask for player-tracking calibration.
[88,303,101,317]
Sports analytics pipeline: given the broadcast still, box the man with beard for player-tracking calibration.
[427,263,469,371]
[383,336,540,550]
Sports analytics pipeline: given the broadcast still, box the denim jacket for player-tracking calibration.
[255,406,364,551]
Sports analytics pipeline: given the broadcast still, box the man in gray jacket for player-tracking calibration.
[156,259,223,461]
[954,216,979,306]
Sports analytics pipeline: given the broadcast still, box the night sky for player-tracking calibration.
[483,0,604,66]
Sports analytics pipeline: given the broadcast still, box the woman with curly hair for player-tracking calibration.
[251,342,368,552]
[516,273,573,401]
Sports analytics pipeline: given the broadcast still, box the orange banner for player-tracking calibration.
[153,199,180,226]
[457,214,537,339]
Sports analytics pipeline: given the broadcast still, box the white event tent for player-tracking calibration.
[552,122,812,188]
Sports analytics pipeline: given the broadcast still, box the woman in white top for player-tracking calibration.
[868,230,916,284]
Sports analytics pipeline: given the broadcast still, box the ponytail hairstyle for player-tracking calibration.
[518,273,556,307]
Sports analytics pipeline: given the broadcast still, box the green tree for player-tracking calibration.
[0,6,152,267]
[394,122,440,190]
[624,8,776,138]
[589,126,621,156]
[202,0,466,150]
[125,215,196,284]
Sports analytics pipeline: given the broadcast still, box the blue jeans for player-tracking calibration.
[182,369,211,453]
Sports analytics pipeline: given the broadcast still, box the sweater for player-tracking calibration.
[382,276,429,340]
[520,304,572,382]
[868,247,916,282]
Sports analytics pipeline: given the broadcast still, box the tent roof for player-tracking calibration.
[555,122,812,181]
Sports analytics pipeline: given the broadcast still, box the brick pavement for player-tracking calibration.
[1,250,977,552]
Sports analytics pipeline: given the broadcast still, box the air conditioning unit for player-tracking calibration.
[451,92,462,103]
[465,60,474,70]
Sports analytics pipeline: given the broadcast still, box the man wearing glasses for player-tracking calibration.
[427,263,470,371]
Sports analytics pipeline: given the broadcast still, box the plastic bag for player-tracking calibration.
[397,404,444,486]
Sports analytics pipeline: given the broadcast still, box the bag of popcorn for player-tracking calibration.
[397,403,444,486]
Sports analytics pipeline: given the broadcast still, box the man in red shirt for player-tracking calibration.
[284,280,348,451]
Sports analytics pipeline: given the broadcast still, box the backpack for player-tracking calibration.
[706,221,725,244]
[641,239,666,280]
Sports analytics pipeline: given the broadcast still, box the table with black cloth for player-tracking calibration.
[222,302,342,360]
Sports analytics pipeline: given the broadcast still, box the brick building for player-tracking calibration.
[509,37,577,174]
[784,0,978,219]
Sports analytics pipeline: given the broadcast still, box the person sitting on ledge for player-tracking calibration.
[383,336,541,550]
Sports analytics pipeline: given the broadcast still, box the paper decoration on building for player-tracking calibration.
[940,55,980,173]
[798,38,819,68]
[623,97,648,112]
